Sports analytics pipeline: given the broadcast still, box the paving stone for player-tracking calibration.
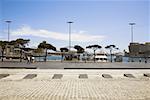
[124,74,135,78]
[0,69,150,100]
[102,74,112,78]
[0,74,9,79]
[143,73,150,77]
[23,74,37,79]
[52,74,63,79]
[79,74,88,79]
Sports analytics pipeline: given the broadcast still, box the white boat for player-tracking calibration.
[95,53,108,62]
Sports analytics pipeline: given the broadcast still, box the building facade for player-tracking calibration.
[128,42,150,62]
[129,42,150,57]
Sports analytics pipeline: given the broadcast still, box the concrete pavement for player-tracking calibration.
[0,69,150,100]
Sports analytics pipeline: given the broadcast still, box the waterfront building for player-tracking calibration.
[128,42,150,62]
[129,42,150,57]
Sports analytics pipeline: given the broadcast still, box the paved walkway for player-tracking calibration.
[0,61,150,69]
[0,69,150,100]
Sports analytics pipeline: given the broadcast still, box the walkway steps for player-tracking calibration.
[52,74,63,79]
[23,74,37,79]
[79,74,88,79]
[124,74,135,78]
[102,74,112,78]
[143,73,150,77]
[0,74,9,79]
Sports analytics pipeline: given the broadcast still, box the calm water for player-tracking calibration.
[34,55,62,61]
[34,55,149,63]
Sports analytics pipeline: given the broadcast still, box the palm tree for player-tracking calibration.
[38,41,56,62]
[105,45,119,62]
[74,45,84,61]
[16,38,30,47]
[60,47,68,62]
[15,38,30,62]
[86,45,102,62]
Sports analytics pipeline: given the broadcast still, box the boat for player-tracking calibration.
[95,53,108,62]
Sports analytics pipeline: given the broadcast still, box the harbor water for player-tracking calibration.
[34,55,150,63]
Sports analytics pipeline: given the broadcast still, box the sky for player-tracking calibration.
[0,0,149,52]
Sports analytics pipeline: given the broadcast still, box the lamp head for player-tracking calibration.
[5,20,12,23]
[129,23,136,25]
[67,21,73,23]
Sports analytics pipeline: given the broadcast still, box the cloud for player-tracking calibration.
[11,25,105,42]
[0,35,5,40]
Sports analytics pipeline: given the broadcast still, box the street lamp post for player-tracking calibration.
[5,20,12,41]
[67,21,73,51]
[129,23,136,43]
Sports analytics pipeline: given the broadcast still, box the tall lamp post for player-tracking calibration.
[5,20,12,41]
[129,23,136,43]
[67,21,73,51]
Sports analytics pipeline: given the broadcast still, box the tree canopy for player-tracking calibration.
[38,41,56,51]
[0,38,30,48]
[38,41,56,62]
[60,47,68,52]
[105,44,119,62]
[86,44,102,62]
[74,45,84,53]
[9,38,30,48]
[105,45,118,50]
[16,38,30,47]
[86,45,102,50]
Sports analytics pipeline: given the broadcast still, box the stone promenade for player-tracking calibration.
[0,69,150,100]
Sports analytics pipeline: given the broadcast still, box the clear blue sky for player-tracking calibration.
[0,0,149,52]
